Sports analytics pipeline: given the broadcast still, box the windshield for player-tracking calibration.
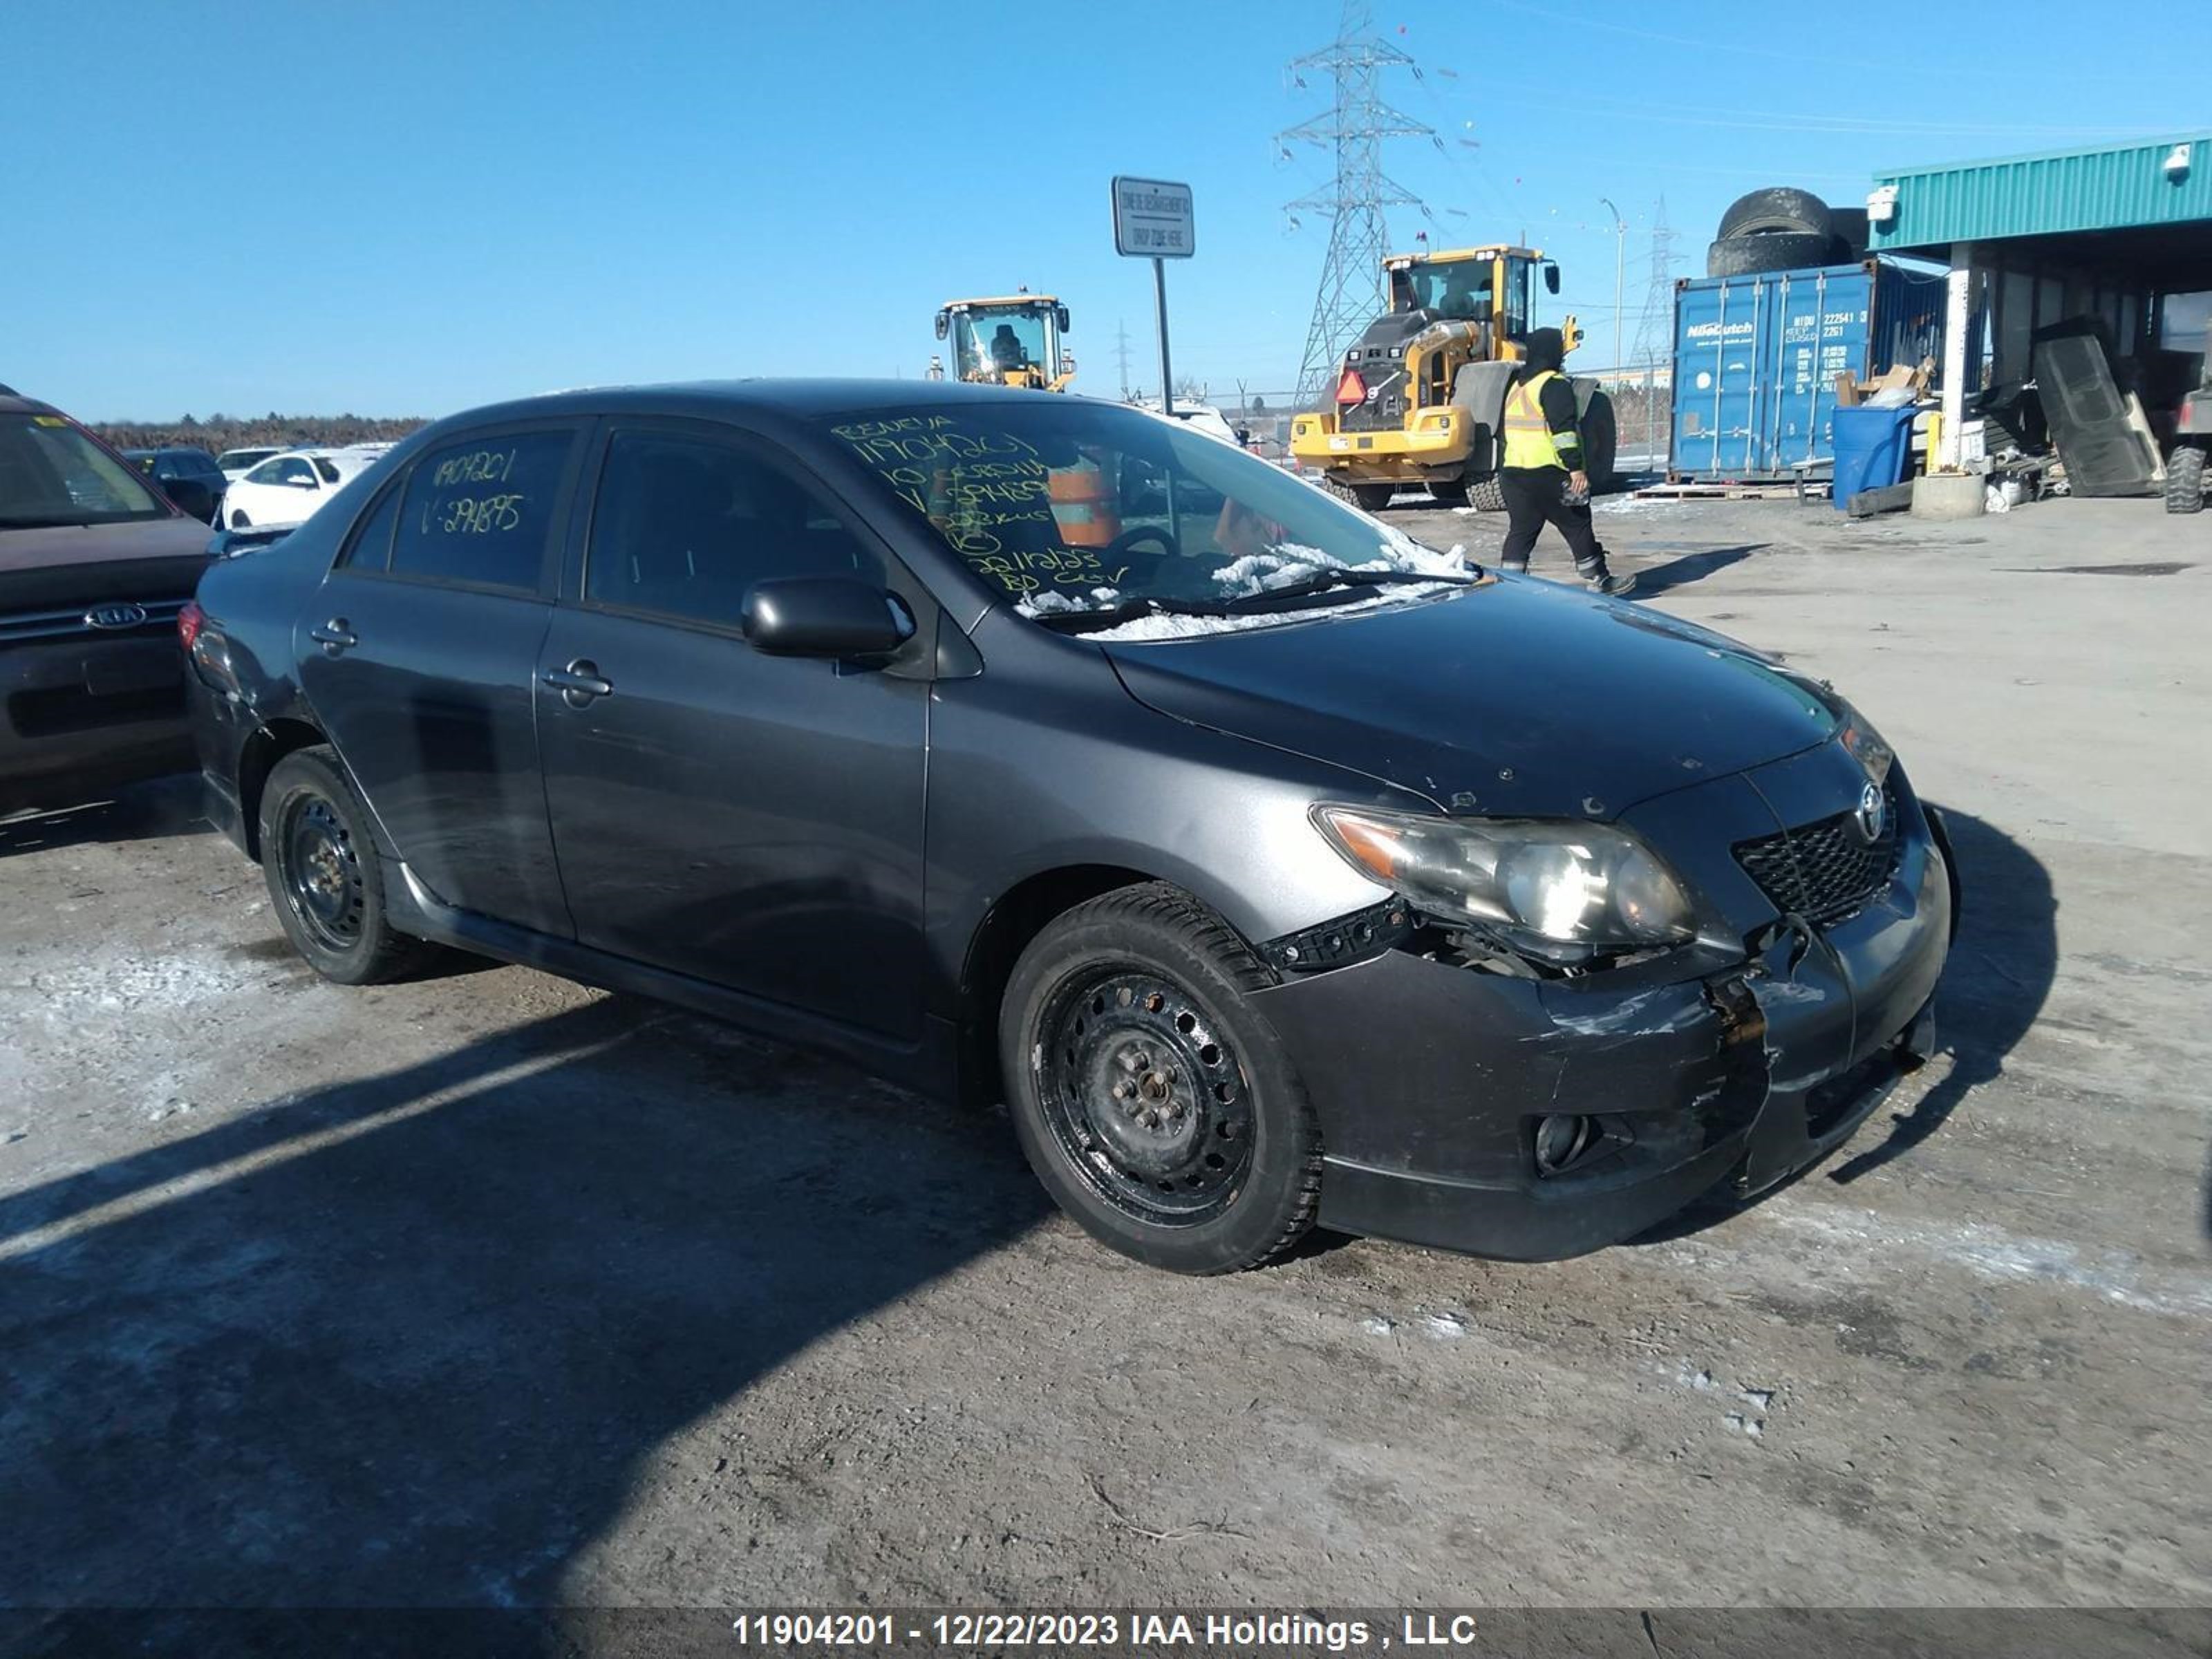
[0,413,167,527]
[218,449,274,470]
[1399,260,1494,320]
[826,401,1468,638]
[952,309,1049,381]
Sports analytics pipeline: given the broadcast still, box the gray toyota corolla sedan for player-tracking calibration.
[185,380,1955,1275]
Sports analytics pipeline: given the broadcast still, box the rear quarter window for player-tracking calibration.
[387,429,576,592]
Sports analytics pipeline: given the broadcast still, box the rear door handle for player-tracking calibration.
[310,619,357,654]
[542,659,613,704]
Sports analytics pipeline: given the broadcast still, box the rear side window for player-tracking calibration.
[388,429,574,592]
[337,482,403,571]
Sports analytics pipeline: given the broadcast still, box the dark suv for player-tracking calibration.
[1,391,216,814]
[121,446,228,525]
[186,380,1954,1275]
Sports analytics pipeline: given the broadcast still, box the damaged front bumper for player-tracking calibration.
[1250,779,1953,1262]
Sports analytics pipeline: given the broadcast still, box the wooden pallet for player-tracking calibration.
[1633,479,1828,502]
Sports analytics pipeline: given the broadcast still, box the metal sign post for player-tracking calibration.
[1111,176,1194,414]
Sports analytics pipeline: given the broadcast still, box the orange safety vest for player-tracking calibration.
[1501,369,1566,470]
[1047,458,1122,547]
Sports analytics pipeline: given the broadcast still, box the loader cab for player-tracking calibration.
[934,296,1075,392]
[1385,247,1560,351]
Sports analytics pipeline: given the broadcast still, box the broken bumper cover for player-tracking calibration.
[1251,832,1951,1262]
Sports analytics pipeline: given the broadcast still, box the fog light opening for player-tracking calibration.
[1533,1113,1599,1177]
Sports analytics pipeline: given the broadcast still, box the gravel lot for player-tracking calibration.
[3,493,2208,1633]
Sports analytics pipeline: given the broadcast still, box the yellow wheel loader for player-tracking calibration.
[935,293,1075,392]
[1289,245,1615,512]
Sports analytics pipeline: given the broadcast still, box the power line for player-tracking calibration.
[1278,0,1434,408]
[1629,195,1683,372]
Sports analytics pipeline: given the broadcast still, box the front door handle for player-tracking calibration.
[309,618,357,655]
[543,658,613,706]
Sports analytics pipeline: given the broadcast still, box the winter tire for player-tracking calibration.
[1716,187,1833,241]
[1001,882,1322,1274]
[260,745,436,985]
[1707,232,1838,279]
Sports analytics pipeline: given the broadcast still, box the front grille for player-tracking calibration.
[1735,782,1902,926]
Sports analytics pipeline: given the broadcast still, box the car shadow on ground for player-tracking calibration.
[0,994,1050,1638]
[1620,543,1765,597]
[0,771,207,859]
[1827,807,2055,1185]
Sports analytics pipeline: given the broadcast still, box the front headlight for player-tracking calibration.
[1311,805,1696,953]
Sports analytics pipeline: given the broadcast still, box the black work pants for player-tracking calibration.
[1499,466,1609,577]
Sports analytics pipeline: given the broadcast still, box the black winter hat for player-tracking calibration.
[1524,327,1566,373]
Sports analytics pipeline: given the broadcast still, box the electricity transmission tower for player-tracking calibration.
[1629,196,1685,371]
[1113,319,1134,399]
[1280,0,1433,407]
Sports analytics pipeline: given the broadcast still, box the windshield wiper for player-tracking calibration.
[1211,566,1474,611]
[0,516,89,530]
[1027,566,1477,635]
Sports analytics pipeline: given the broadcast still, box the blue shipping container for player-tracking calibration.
[1669,259,1952,482]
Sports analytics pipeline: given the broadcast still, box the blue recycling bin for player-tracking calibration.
[1832,406,1918,511]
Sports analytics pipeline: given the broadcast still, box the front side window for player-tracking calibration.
[1505,258,1534,339]
[387,428,574,592]
[0,414,167,527]
[585,430,877,628]
[827,402,1465,634]
[1400,260,1494,320]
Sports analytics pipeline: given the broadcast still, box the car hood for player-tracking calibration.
[0,514,210,575]
[1103,579,1840,818]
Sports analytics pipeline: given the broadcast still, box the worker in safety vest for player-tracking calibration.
[1497,327,1634,597]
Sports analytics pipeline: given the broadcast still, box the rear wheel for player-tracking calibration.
[2166,444,2205,514]
[260,746,436,985]
[1001,883,1322,1275]
[1466,473,1507,513]
[229,509,252,529]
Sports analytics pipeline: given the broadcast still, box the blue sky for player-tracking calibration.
[7,0,2206,419]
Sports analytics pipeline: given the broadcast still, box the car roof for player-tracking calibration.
[426,377,1098,435]
[0,391,62,418]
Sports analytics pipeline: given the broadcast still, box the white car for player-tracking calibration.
[215,445,286,483]
[221,448,377,530]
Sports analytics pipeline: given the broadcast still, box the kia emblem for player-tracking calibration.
[85,603,149,630]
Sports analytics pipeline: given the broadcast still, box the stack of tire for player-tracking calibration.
[1707,187,1871,278]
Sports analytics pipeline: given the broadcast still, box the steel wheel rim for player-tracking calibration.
[1035,966,1255,1224]
[281,794,364,950]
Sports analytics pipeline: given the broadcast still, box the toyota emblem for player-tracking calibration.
[1854,780,1886,843]
[84,603,149,630]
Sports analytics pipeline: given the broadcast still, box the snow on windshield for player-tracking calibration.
[1017,531,1472,641]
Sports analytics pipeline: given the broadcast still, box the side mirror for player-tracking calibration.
[741,575,914,659]
[1544,262,1561,295]
[1056,305,1071,333]
[933,310,950,341]
[162,477,216,521]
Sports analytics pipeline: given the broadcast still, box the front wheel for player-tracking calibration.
[1001,883,1322,1274]
[230,509,252,529]
[2166,444,2204,514]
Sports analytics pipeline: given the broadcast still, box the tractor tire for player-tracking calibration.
[1322,474,1394,513]
[1716,187,1834,241]
[2166,444,2206,514]
[1580,392,1619,490]
[1707,232,1837,278]
[1465,474,1508,514]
